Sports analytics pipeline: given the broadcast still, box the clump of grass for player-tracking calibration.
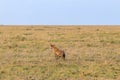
[96,29,99,31]
[110,41,115,44]
[25,28,32,31]
[34,28,44,31]
[0,32,2,34]
[8,43,18,49]
[18,44,27,49]
[77,28,81,30]
[100,39,105,43]
[41,47,48,52]
[56,33,65,36]
[47,33,54,36]
[110,40,120,44]
[11,35,27,41]
[0,71,5,74]
[86,43,98,47]
[23,33,33,36]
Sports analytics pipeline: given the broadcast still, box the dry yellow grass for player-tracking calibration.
[0,25,120,80]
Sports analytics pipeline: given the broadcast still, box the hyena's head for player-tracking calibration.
[50,44,55,49]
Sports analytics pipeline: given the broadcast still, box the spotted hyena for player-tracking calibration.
[50,44,65,60]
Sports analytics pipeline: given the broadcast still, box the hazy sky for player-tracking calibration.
[0,0,120,25]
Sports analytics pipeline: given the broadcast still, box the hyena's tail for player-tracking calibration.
[62,51,66,60]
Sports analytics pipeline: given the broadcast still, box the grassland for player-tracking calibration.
[0,25,120,80]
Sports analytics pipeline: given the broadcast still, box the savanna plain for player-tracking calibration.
[0,25,120,80]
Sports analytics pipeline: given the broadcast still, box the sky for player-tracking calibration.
[0,0,120,25]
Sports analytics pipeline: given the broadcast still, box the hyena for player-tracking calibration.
[50,44,65,60]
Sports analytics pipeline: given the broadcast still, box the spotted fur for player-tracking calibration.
[50,44,65,60]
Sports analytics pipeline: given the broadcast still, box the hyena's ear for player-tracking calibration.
[50,44,55,47]
[50,43,53,47]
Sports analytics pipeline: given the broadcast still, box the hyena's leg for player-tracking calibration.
[55,55,59,60]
